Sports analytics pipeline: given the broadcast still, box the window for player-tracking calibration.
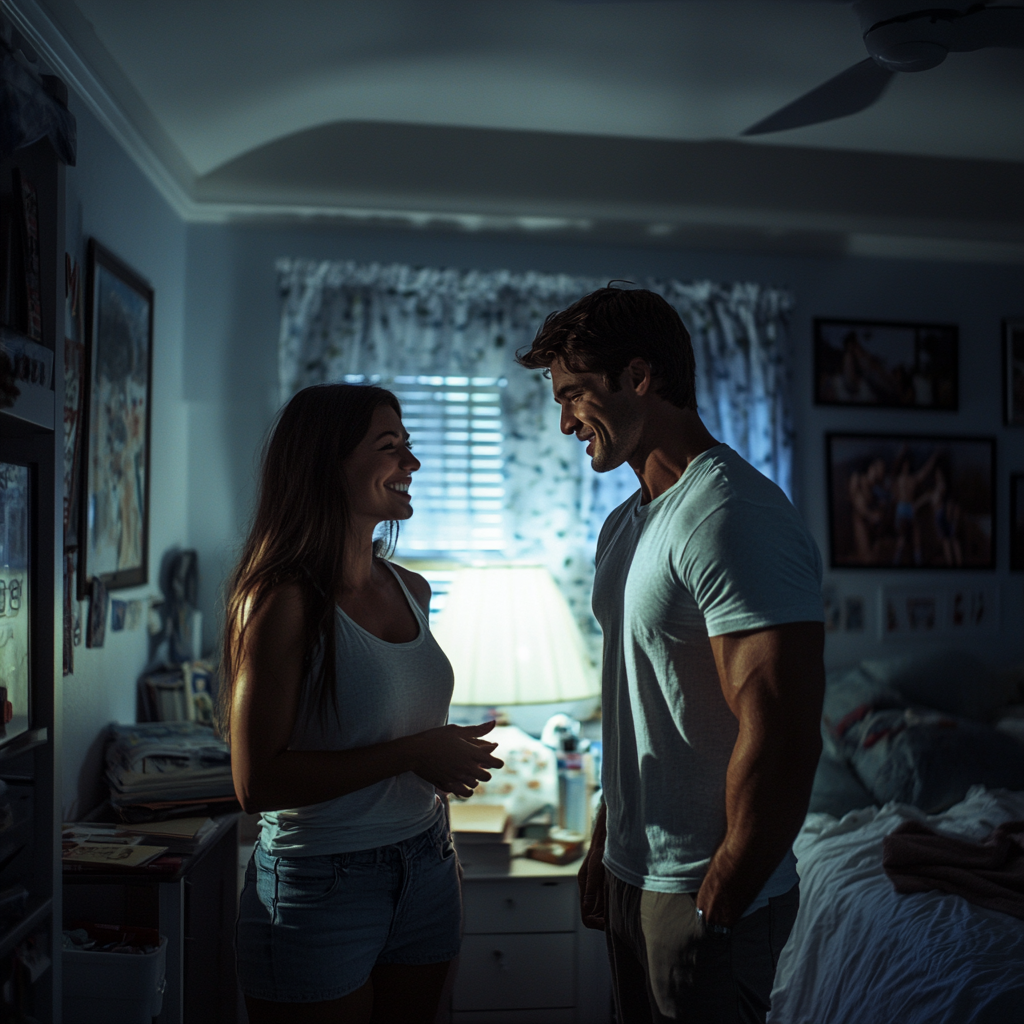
[343,374,507,617]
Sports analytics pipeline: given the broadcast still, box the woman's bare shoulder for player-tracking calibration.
[240,582,307,644]
[388,562,432,615]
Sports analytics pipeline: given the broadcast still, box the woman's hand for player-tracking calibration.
[408,721,504,798]
[231,586,506,810]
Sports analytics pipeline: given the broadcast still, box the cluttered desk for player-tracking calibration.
[62,722,240,1024]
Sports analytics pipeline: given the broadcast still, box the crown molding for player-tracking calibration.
[4,0,1023,266]
[4,0,195,216]
[848,234,1024,265]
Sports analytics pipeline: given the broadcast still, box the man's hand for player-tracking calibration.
[578,802,607,930]
[408,721,504,798]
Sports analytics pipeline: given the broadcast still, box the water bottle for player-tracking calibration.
[557,735,587,836]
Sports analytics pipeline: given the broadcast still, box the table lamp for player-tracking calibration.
[431,564,599,707]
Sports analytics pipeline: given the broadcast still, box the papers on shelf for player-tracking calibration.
[62,823,141,846]
[126,816,215,841]
[63,816,218,856]
[62,843,168,868]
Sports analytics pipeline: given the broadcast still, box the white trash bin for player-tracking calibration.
[63,925,167,1024]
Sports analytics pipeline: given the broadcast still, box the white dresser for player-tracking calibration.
[451,856,612,1024]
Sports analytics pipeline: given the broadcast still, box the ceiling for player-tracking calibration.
[11,0,1024,258]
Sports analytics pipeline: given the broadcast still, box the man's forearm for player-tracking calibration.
[696,723,820,927]
[702,622,825,927]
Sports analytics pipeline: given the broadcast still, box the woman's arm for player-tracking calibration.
[230,584,502,814]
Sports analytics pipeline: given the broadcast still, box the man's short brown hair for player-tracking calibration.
[516,286,697,411]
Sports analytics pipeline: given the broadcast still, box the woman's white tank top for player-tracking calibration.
[259,562,453,857]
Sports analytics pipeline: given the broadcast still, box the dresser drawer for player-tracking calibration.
[453,933,575,1011]
[462,877,577,934]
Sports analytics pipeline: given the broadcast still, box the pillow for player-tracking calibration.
[859,650,1009,723]
[822,665,905,758]
[808,747,876,818]
[830,705,1024,813]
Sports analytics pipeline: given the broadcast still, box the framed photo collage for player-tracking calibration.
[816,316,1024,638]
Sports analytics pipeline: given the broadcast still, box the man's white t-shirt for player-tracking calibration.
[592,444,824,912]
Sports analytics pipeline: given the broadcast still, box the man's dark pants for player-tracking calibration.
[604,872,799,1024]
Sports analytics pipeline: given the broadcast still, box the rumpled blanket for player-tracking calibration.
[883,818,1024,920]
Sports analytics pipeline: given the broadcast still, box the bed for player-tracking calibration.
[768,651,1024,1024]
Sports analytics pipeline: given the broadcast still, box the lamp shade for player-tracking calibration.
[432,565,599,706]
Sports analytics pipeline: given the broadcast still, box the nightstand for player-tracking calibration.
[451,855,611,1024]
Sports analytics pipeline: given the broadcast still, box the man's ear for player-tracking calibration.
[627,357,652,396]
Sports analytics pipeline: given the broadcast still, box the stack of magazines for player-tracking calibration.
[62,816,220,871]
[105,722,235,817]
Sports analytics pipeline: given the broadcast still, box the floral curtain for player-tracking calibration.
[277,259,794,653]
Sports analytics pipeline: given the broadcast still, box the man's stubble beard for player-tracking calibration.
[589,415,644,474]
[590,441,623,473]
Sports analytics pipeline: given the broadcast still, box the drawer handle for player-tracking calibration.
[492,949,507,971]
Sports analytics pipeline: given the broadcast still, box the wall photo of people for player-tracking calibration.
[828,433,995,569]
[814,318,958,410]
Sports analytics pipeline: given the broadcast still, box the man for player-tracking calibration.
[517,287,825,1024]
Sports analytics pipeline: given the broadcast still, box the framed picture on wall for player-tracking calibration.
[63,253,85,548]
[79,240,153,597]
[1011,473,1024,571]
[0,461,32,744]
[814,318,958,410]
[1004,320,1024,425]
[826,433,995,569]
[879,583,998,639]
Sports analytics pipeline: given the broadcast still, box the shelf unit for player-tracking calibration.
[2,380,55,433]
[1,131,67,1021]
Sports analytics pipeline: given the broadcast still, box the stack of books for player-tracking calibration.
[449,802,513,875]
[105,722,235,817]
[138,662,217,726]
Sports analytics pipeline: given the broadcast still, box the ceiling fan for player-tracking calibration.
[743,0,1024,135]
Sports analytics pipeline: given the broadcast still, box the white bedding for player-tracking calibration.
[769,786,1024,1024]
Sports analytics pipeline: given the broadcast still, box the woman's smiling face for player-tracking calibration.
[343,403,421,526]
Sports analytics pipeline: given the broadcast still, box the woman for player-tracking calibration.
[222,383,501,1023]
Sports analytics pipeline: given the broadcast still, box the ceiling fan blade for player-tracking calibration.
[742,57,894,136]
[949,5,1024,52]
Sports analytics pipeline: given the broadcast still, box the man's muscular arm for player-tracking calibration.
[698,621,824,928]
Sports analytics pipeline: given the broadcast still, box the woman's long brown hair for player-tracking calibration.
[218,383,402,741]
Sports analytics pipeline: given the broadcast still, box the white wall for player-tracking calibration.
[62,96,188,818]
[184,222,1024,673]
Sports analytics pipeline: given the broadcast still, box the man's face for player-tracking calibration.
[550,358,644,473]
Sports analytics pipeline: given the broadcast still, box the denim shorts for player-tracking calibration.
[236,814,462,1003]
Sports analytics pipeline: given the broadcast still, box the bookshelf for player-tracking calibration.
[0,127,66,1021]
